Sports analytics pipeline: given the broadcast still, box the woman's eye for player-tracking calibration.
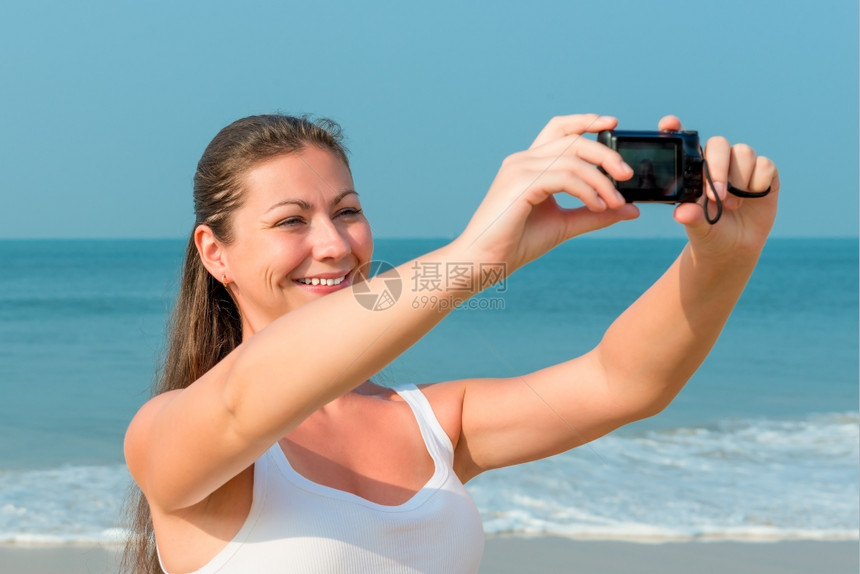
[276,217,304,227]
[337,208,363,217]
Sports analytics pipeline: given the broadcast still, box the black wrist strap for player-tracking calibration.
[701,159,772,224]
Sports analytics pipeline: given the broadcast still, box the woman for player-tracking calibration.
[123,113,779,573]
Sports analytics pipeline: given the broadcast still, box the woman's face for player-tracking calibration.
[221,146,373,333]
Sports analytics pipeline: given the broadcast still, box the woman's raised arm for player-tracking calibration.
[449,116,780,480]
[124,114,637,512]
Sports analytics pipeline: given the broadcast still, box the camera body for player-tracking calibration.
[597,130,703,203]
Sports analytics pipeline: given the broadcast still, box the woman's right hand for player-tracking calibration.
[454,114,639,272]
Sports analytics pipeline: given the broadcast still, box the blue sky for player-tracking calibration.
[1,1,857,239]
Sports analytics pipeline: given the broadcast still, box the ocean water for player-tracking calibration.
[0,238,857,543]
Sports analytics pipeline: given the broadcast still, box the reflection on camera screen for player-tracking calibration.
[616,141,678,195]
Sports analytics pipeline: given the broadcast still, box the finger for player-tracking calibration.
[723,195,743,211]
[703,136,731,202]
[735,156,779,214]
[657,115,684,132]
[521,154,627,209]
[532,133,633,182]
[524,163,612,212]
[728,143,757,191]
[749,155,778,194]
[530,114,618,149]
[673,201,708,229]
[562,203,640,239]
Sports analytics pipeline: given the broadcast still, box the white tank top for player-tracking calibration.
[159,384,485,573]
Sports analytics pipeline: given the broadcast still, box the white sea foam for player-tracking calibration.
[0,413,856,543]
[468,412,860,541]
[0,464,132,544]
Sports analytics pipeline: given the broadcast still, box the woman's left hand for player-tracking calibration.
[660,116,780,261]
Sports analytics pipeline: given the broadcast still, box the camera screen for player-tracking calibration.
[615,140,679,196]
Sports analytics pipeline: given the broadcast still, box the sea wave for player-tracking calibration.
[0,465,131,544]
[468,412,860,541]
[0,413,856,544]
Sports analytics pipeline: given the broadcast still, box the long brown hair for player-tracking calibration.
[122,114,350,574]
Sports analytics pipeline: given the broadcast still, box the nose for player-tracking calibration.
[310,217,351,261]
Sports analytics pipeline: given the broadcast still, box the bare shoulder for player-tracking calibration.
[123,390,182,487]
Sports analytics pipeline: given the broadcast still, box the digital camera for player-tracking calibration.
[597,130,703,203]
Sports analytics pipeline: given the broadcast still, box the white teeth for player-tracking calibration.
[297,275,346,286]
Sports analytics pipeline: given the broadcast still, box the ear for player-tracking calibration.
[194,224,229,281]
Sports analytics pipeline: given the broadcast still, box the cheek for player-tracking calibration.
[270,239,309,273]
[351,222,374,261]
[236,235,306,281]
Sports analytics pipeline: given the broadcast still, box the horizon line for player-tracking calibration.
[0,235,857,241]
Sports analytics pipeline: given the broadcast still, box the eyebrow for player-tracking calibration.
[264,189,359,214]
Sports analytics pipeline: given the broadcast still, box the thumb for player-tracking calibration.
[562,204,639,239]
[673,202,713,237]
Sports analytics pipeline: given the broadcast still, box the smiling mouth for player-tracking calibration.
[295,275,348,287]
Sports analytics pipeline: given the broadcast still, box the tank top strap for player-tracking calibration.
[393,384,455,467]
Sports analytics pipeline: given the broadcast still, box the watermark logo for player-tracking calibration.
[410,261,507,294]
[352,260,508,312]
[352,260,403,311]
